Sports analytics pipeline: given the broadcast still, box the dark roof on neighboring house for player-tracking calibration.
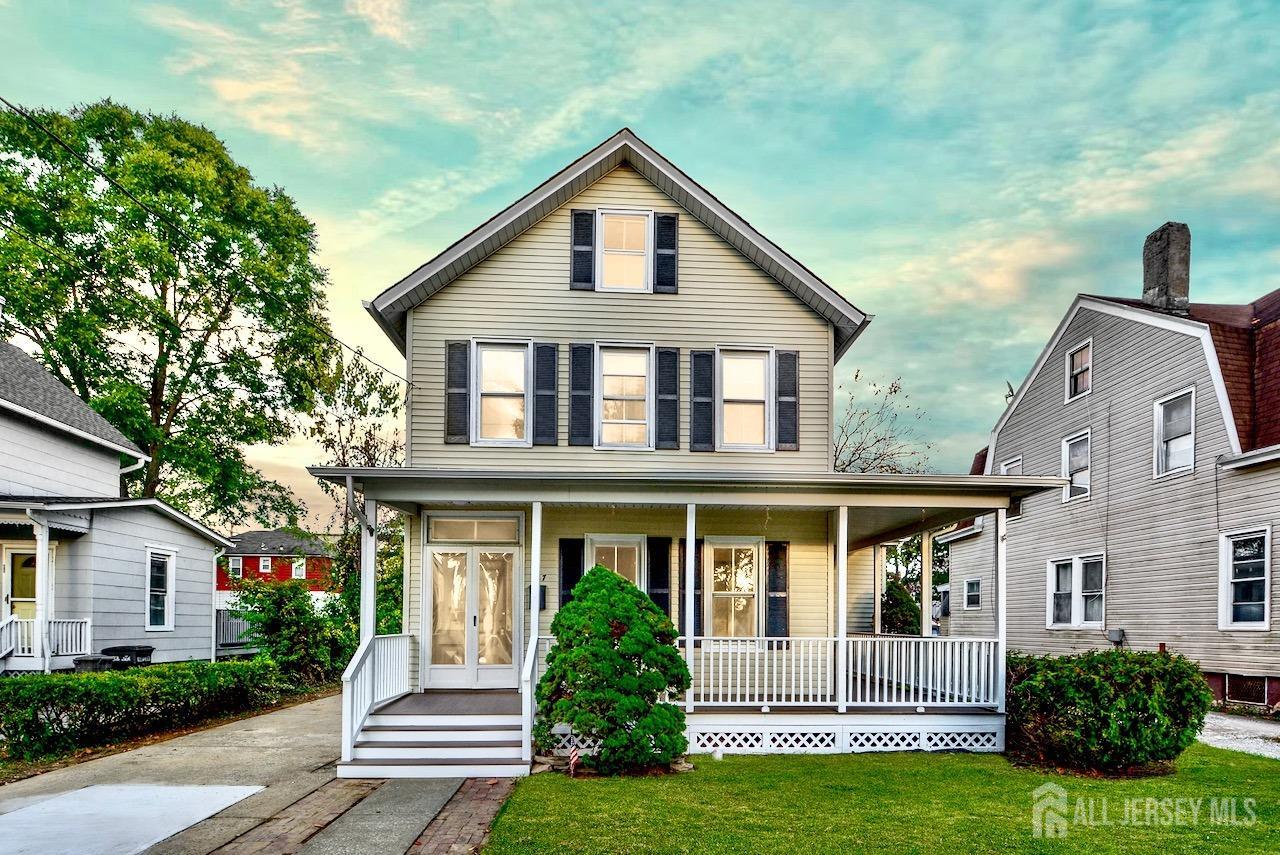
[0,342,145,457]
[227,528,331,557]
[1087,290,1280,452]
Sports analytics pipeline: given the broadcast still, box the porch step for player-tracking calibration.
[353,739,522,760]
[365,713,522,728]
[359,724,520,743]
[337,757,529,779]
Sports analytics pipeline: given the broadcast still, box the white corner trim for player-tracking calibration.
[988,296,1242,466]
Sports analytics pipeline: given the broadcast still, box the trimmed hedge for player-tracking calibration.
[0,658,286,761]
[1006,650,1212,771]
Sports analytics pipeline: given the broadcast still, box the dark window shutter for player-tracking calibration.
[533,343,558,445]
[646,536,672,618]
[656,347,680,449]
[445,341,469,444]
[689,350,715,451]
[653,213,678,293]
[569,344,593,445]
[678,538,704,638]
[766,541,790,637]
[559,538,585,607]
[776,351,799,451]
[570,210,595,290]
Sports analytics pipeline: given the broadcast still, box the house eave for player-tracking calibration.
[1219,443,1280,470]
[0,497,232,546]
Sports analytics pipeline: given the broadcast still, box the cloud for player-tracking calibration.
[345,0,413,46]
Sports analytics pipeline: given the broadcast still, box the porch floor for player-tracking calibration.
[688,704,999,715]
[375,689,521,716]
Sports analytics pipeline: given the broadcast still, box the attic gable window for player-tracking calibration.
[1066,340,1092,401]
[597,210,652,292]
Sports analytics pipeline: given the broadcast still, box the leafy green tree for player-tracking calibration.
[231,577,347,685]
[534,566,691,774]
[880,576,922,635]
[0,100,336,526]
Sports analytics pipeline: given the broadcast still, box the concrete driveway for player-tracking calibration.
[0,694,343,853]
[1199,711,1280,761]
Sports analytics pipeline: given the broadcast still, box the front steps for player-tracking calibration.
[338,691,530,779]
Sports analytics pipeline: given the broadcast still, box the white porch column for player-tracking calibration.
[872,544,883,634]
[919,529,934,638]
[995,509,1008,713]
[835,506,848,713]
[31,514,49,673]
[359,498,377,644]
[529,501,542,660]
[684,502,696,713]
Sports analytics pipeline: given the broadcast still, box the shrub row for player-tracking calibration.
[1006,649,1212,771]
[0,658,286,761]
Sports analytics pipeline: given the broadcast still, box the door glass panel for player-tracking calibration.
[431,552,468,665]
[477,551,513,666]
[10,554,36,619]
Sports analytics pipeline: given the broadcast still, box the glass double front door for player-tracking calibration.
[427,547,518,687]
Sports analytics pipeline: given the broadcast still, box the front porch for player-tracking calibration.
[1,512,92,672]
[311,467,1057,777]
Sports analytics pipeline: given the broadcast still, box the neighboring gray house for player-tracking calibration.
[0,341,231,671]
[946,223,1280,708]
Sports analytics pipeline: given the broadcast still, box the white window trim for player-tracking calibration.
[593,341,656,451]
[292,557,307,580]
[1218,525,1271,632]
[469,339,534,448]
[1045,553,1105,629]
[702,536,766,640]
[1064,337,1093,403]
[595,207,654,293]
[1153,386,1196,479]
[228,555,242,579]
[963,578,981,610]
[1061,429,1091,504]
[1000,456,1024,519]
[585,534,648,588]
[145,546,177,632]
[260,555,273,574]
[714,346,775,452]
[426,511,524,545]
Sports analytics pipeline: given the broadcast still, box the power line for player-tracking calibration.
[0,94,411,387]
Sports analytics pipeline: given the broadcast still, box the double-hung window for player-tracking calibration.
[1047,554,1104,628]
[292,557,307,580]
[1062,431,1090,501]
[472,341,532,446]
[260,555,273,574]
[1219,527,1270,630]
[597,209,652,292]
[1000,457,1024,518]
[706,538,762,638]
[964,579,981,610]
[228,555,242,579]
[586,534,646,587]
[1066,340,1091,401]
[716,348,773,451]
[596,344,654,449]
[145,548,176,631]
[1155,388,1195,476]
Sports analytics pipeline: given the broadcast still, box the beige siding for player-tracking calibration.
[944,532,997,637]
[406,165,833,473]
[984,306,1280,675]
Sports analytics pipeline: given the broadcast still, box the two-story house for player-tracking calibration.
[310,130,1057,778]
[945,222,1280,710]
[0,340,230,672]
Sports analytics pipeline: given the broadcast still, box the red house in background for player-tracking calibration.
[215,529,337,610]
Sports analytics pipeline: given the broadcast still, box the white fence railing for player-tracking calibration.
[0,615,18,658]
[847,635,1000,707]
[48,619,91,656]
[216,610,252,647]
[341,634,412,762]
[686,637,839,707]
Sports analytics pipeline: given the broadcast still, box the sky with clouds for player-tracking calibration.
[3,0,1279,525]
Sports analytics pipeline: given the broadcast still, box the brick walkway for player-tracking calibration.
[212,778,383,854]
[407,778,516,855]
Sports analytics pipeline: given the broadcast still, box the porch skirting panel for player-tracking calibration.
[685,712,1004,754]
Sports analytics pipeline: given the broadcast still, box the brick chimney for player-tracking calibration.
[1142,222,1190,313]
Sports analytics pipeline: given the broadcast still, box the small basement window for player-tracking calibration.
[1225,674,1267,706]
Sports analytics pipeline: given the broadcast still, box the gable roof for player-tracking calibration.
[0,342,145,459]
[227,528,331,557]
[1087,291,1280,453]
[365,128,870,359]
[0,495,231,546]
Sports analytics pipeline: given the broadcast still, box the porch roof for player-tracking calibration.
[309,466,1063,548]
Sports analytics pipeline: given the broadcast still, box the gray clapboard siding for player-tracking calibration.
[964,305,1280,675]
[944,532,997,638]
[406,166,834,473]
[0,412,121,497]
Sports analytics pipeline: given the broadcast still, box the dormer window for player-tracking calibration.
[597,210,653,292]
[1066,340,1091,401]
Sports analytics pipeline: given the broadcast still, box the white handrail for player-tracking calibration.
[0,615,16,659]
[341,634,412,762]
[48,619,91,656]
[519,632,542,762]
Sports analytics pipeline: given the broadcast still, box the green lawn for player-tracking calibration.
[486,745,1277,854]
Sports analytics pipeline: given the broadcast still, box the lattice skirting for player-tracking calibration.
[540,724,602,756]
[685,720,1004,755]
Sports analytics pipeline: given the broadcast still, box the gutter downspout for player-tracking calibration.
[25,510,50,673]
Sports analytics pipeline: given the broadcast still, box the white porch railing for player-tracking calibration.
[0,615,19,658]
[216,610,252,648]
[3,619,36,657]
[521,634,1000,718]
[48,619,91,656]
[341,634,412,762]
